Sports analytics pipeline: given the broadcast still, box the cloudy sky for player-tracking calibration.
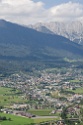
[0,0,83,25]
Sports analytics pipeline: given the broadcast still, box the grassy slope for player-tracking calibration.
[0,113,33,125]
[28,109,60,116]
[0,113,59,125]
[28,109,52,116]
[68,87,83,94]
[0,87,27,107]
[34,118,57,123]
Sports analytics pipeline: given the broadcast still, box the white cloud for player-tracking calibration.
[0,0,45,24]
[0,0,83,25]
[49,2,83,22]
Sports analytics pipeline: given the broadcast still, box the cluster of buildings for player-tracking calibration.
[0,68,83,125]
[0,70,83,109]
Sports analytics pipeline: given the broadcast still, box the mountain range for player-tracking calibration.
[28,21,83,45]
[0,19,83,74]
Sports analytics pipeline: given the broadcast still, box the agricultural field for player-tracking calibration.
[0,87,13,95]
[0,113,33,125]
[68,87,83,94]
[0,87,60,125]
[0,113,58,125]
[69,80,82,83]
[28,109,52,116]
[0,87,27,107]
[34,118,57,123]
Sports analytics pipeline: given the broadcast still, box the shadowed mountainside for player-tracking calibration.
[0,20,83,74]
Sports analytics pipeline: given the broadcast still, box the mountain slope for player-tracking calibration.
[0,20,83,58]
[28,21,83,45]
[0,20,83,74]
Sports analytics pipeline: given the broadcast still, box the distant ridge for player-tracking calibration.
[0,20,83,73]
[28,21,83,45]
[0,19,83,58]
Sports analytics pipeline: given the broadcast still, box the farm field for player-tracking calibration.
[0,87,13,95]
[0,87,59,125]
[69,80,82,83]
[0,113,58,125]
[0,113,33,125]
[28,109,53,116]
[68,87,83,94]
[0,87,27,107]
[33,118,57,123]
[28,109,60,116]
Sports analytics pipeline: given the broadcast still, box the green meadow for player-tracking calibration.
[28,109,60,117]
[69,80,82,83]
[0,87,59,125]
[34,118,57,123]
[0,87,12,95]
[28,109,52,116]
[68,87,83,94]
[0,87,28,107]
[0,113,33,125]
[0,113,58,125]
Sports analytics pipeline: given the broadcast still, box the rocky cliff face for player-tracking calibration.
[28,21,83,45]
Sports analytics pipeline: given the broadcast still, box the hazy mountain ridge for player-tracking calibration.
[28,21,83,45]
[0,19,83,59]
[0,19,83,74]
